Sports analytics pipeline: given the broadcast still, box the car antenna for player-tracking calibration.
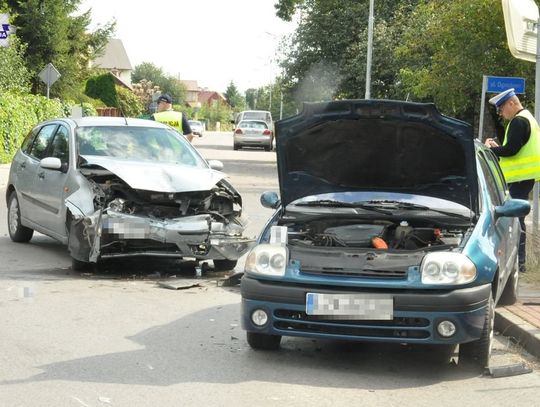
[117,105,129,126]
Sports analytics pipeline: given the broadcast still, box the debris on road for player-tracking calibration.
[157,280,201,290]
[487,363,533,378]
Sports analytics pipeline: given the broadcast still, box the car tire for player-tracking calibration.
[498,260,519,306]
[213,259,238,271]
[459,290,494,370]
[264,144,272,152]
[7,191,34,243]
[71,257,91,271]
[233,144,240,151]
[247,332,281,350]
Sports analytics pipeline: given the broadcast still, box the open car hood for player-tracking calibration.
[275,99,478,213]
[80,155,225,193]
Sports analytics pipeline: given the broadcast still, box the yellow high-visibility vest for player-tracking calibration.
[499,109,540,182]
[153,110,183,133]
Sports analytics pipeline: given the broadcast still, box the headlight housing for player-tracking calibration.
[420,252,476,285]
[244,244,288,277]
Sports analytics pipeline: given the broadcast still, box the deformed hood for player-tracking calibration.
[80,156,225,193]
[275,99,478,212]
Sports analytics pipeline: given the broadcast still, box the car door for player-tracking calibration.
[15,124,58,226]
[31,124,71,238]
[479,151,515,284]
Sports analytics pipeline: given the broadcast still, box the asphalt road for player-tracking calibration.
[1,132,539,407]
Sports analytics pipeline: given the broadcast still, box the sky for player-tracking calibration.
[78,0,297,94]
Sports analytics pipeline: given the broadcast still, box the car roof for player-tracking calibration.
[42,116,171,129]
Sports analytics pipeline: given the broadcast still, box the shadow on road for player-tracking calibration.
[1,304,483,389]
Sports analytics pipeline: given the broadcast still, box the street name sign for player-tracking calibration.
[486,76,526,94]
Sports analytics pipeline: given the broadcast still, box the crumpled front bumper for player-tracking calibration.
[67,208,255,263]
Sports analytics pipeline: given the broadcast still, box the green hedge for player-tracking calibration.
[0,92,64,163]
[85,73,118,107]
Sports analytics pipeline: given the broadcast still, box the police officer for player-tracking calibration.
[485,88,540,272]
[152,94,194,142]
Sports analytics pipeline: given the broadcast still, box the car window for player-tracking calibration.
[478,152,502,206]
[76,126,207,167]
[49,125,70,165]
[21,128,39,154]
[28,124,57,160]
[483,149,508,201]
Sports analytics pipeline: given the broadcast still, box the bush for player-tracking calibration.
[0,92,64,163]
[116,85,143,117]
[85,73,118,107]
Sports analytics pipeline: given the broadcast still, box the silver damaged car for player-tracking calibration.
[6,117,253,270]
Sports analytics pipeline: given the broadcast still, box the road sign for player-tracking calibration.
[486,76,526,94]
[0,13,11,47]
[38,63,61,98]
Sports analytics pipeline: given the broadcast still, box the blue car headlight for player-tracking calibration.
[420,252,476,285]
[245,244,288,277]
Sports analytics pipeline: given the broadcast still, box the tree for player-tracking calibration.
[131,62,186,104]
[224,81,245,109]
[396,0,534,125]
[0,36,31,93]
[276,0,418,103]
[6,0,115,98]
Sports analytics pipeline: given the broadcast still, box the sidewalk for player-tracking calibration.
[495,281,540,359]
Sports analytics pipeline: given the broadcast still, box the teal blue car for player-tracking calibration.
[240,99,530,370]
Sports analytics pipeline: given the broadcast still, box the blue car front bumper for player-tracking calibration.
[241,276,491,345]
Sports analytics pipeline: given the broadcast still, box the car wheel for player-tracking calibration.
[233,144,240,150]
[7,191,34,243]
[264,144,272,152]
[459,290,494,370]
[213,259,238,271]
[71,257,91,271]
[498,260,519,306]
[247,332,281,350]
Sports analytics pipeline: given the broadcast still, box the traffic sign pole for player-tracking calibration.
[478,75,487,141]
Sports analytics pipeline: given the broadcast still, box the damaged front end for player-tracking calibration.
[66,165,254,264]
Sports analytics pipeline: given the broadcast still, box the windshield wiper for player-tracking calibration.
[363,200,472,220]
[295,200,393,215]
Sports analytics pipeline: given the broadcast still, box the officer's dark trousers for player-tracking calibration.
[509,179,535,268]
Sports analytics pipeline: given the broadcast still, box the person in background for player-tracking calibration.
[151,94,194,142]
[485,88,540,273]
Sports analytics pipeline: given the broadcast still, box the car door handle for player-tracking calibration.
[38,172,45,179]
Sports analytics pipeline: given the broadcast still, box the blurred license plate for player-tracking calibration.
[306,293,393,320]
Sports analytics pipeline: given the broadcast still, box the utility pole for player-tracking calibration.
[365,0,375,99]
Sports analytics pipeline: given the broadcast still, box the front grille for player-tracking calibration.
[301,267,407,279]
[273,309,430,339]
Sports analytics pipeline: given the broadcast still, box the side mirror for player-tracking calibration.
[40,157,62,171]
[261,191,280,209]
[208,160,224,171]
[494,198,531,220]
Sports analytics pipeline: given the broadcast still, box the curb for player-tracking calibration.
[495,308,540,359]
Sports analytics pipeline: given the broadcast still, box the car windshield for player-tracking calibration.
[243,112,270,122]
[239,121,268,129]
[189,121,201,127]
[76,126,207,167]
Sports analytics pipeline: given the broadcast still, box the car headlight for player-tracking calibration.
[420,252,476,285]
[244,244,288,277]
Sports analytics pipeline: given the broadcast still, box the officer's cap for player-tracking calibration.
[157,94,173,104]
[488,88,516,108]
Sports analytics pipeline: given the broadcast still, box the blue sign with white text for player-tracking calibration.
[487,76,525,94]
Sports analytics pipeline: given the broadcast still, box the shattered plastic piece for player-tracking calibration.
[223,272,243,286]
[487,363,533,378]
[157,280,201,290]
